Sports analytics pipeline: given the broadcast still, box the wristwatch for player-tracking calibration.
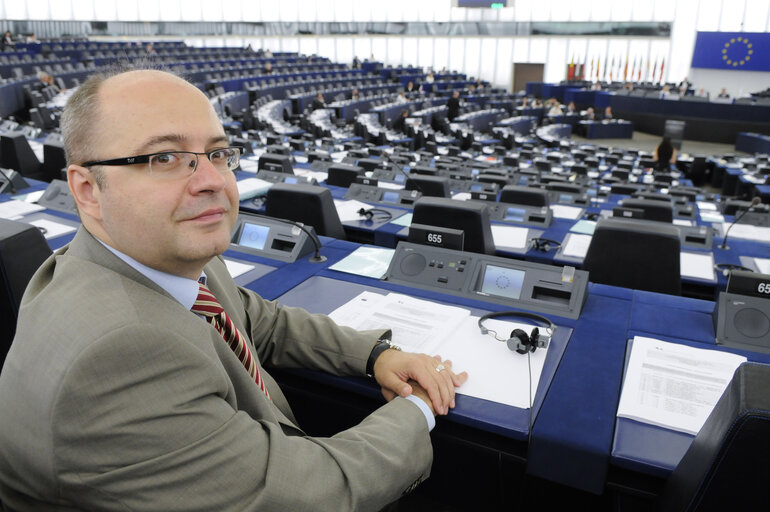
[366,338,400,378]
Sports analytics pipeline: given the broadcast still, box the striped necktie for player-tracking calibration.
[192,283,271,400]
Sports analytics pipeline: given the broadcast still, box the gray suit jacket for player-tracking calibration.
[0,227,431,511]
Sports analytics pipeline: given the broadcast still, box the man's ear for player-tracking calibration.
[67,165,102,220]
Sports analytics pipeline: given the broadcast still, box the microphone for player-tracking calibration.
[719,196,760,250]
[263,215,327,263]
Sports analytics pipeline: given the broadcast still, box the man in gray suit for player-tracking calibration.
[0,69,467,510]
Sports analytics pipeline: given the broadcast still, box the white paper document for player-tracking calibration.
[680,252,715,282]
[328,291,549,408]
[550,204,584,220]
[673,219,693,227]
[0,200,45,220]
[328,291,470,354]
[753,257,770,274]
[616,336,747,435]
[27,218,76,240]
[700,211,724,223]
[562,234,592,258]
[717,223,770,243]
[491,225,529,250]
[333,199,378,222]
[696,202,717,211]
[223,258,255,278]
[237,178,272,200]
[328,246,395,279]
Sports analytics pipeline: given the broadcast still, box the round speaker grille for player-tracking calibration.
[733,308,770,339]
[400,253,427,276]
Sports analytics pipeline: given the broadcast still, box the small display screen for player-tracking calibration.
[559,193,573,203]
[586,188,597,197]
[284,177,298,184]
[480,265,525,300]
[505,207,526,222]
[395,173,406,183]
[382,191,399,204]
[470,183,484,192]
[238,222,270,250]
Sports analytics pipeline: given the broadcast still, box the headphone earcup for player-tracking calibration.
[507,328,530,354]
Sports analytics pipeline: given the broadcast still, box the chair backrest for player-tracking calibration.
[0,219,53,366]
[265,183,346,239]
[500,185,549,207]
[405,175,451,198]
[325,163,363,188]
[583,217,681,295]
[660,363,770,511]
[0,132,42,180]
[620,198,674,223]
[412,196,495,255]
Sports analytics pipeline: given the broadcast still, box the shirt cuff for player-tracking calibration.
[400,395,436,432]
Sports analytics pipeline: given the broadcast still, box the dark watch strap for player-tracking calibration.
[366,339,399,377]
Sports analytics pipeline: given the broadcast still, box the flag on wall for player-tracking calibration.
[649,56,656,82]
[659,57,665,82]
[623,54,629,81]
[692,32,770,72]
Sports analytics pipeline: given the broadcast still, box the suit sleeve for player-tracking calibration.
[53,323,431,511]
[207,259,387,377]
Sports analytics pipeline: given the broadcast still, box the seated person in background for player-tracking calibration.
[37,70,62,94]
[396,91,408,103]
[583,106,596,120]
[425,71,435,83]
[548,101,563,116]
[678,77,692,95]
[531,98,543,108]
[696,88,709,98]
[475,79,484,90]
[263,61,273,74]
[2,31,14,51]
[566,101,577,114]
[392,109,409,133]
[350,87,360,100]
[352,55,361,69]
[311,92,326,111]
[717,87,730,99]
[591,82,602,90]
[264,48,273,58]
[602,105,613,120]
[145,42,156,55]
[405,81,417,93]
[0,68,467,510]
[654,135,678,171]
[446,90,461,121]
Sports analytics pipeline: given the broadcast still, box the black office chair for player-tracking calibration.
[660,362,770,511]
[583,217,681,295]
[405,175,451,198]
[0,218,53,366]
[0,132,43,181]
[42,137,67,182]
[619,198,674,223]
[411,196,496,255]
[325,163,364,188]
[477,174,510,188]
[500,185,550,207]
[258,153,293,174]
[265,183,346,239]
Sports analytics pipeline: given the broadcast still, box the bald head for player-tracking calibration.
[61,69,208,188]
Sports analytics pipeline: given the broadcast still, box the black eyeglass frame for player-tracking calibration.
[81,146,243,173]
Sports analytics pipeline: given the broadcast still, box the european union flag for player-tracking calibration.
[692,32,770,72]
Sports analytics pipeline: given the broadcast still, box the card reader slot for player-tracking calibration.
[271,238,296,253]
[531,286,571,305]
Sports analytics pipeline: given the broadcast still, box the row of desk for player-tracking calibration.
[6,172,769,508]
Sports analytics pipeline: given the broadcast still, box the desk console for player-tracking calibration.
[38,179,77,215]
[384,241,588,319]
[256,170,317,185]
[486,202,553,228]
[230,213,318,262]
[344,183,422,207]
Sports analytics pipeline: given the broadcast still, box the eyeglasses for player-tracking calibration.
[81,147,243,181]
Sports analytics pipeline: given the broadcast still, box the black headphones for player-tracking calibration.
[530,237,562,253]
[477,310,555,354]
[358,207,393,222]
